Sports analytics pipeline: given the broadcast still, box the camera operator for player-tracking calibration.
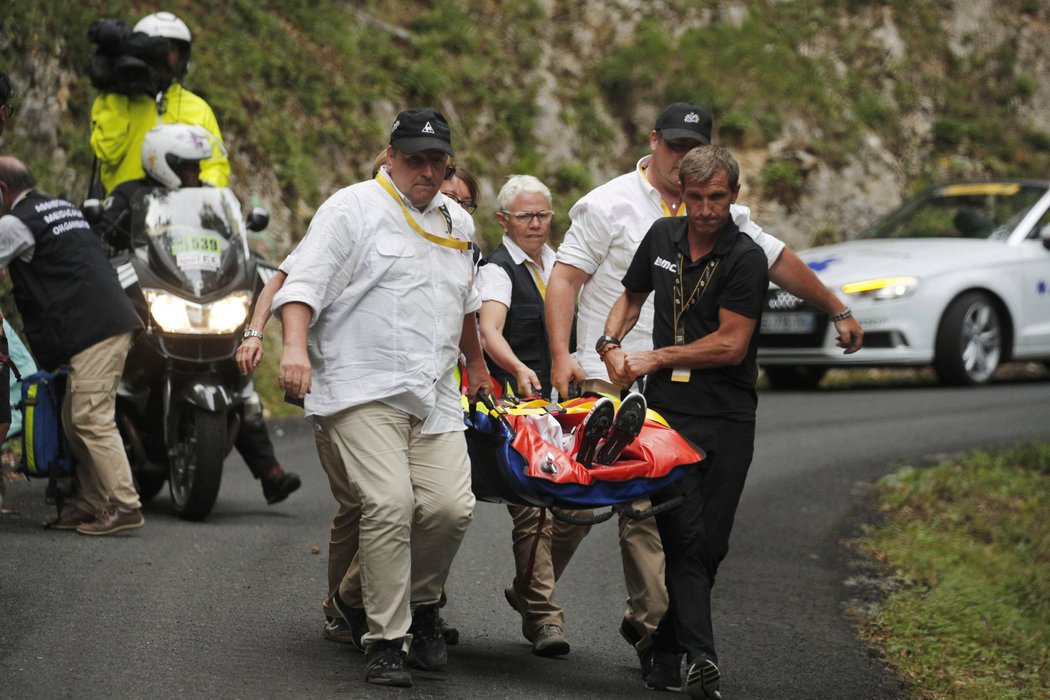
[89,11,229,195]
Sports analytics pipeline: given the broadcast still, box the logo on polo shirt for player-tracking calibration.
[683,112,700,124]
[654,256,678,273]
[422,121,435,134]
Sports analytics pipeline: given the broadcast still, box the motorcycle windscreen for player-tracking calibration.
[135,187,251,299]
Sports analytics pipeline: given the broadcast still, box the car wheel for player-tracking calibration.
[763,366,827,390]
[933,292,1003,386]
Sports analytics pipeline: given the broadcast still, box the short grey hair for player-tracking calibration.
[497,174,552,211]
[678,145,740,190]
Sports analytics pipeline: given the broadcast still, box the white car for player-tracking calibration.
[758,180,1050,388]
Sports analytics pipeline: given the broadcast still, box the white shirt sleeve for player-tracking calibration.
[555,197,612,276]
[0,215,37,268]
[731,203,786,269]
[477,263,512,307]
[272,198,360,324]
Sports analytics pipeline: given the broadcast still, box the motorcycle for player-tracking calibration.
[107,186,269,520]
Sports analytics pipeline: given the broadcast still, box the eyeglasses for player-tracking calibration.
[444,165,457,181]
[444,194,477,214]
[501,210,555,224]
[399,151,450,172]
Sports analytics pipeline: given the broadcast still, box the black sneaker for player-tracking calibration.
[365,639,412,687]
[574,397,616,466]
[329,596,367,652]
[595,391,647,465]
[261,468,302,505]
[644,650,683,691]
[684,659,721,699]
[620,618,653,678]
[407,603,447,671]
[439,614,460,645]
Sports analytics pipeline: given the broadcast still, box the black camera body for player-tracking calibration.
[87,18,172,97]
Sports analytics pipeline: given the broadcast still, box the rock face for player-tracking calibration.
[3,1,1048,251]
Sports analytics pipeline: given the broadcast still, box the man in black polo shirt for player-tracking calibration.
[599,145,768,699]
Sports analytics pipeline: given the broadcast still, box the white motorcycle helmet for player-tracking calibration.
[134,11,192,41]
[134,11,192,78]
[141,124,213,190]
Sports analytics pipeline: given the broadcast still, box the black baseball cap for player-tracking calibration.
[389,107,454,156]
[655,103,712,144]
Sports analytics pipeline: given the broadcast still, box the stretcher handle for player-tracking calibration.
[549,506,617,526]
[614,496,686,521]
[476,389,514,432]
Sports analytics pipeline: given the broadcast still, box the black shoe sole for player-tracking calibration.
[595,395,646,464]
[366,674,413,688]
[576,400,616,466]
[684,660,721,699]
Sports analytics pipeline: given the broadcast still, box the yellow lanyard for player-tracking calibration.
[639,163,686,217]
[375,171,470,251]
[526,260,547,299]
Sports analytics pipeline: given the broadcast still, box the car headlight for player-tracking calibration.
[841,276,919,301]
[144,289,251,334]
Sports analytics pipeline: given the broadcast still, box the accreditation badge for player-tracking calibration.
[671,367,691,383]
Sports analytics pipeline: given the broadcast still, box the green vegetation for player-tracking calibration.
[855,442,1050,699]
[6,1,1049,239]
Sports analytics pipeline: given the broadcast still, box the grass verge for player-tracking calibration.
[853,442,1050,698]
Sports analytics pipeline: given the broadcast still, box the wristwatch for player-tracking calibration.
[595,334,621,354]
[242,327,264,340]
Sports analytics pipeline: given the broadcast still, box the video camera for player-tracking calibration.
[87,18,171,97]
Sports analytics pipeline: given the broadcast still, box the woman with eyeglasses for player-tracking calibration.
[441,164,479,215]
[477,174,589,659]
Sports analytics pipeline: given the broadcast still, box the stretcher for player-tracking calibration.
[464,392,704,524]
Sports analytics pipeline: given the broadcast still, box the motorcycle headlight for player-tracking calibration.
[841,276,919,301]
[144,289,251,334]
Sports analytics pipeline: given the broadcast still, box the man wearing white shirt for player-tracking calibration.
[545,103,864,674]
[273,108,490,688]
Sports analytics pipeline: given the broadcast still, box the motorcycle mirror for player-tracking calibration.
[246,207,270,232]
[81,198,103,224]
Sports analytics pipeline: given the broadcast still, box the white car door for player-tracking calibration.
[1016,212,1050,356]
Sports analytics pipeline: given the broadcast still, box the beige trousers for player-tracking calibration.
[580,379,667,654]
[313,428,363,612]
[507,505,591,635]
[318,402,474,645]
[62,332,140,512]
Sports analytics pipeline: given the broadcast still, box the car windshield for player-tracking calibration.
[855,182,1049,241]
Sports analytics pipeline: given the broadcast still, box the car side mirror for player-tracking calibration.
[246,207,269,232]
[81,198,103,225]
[1042,225,1050,251]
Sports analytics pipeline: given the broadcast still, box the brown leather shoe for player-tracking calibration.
[76,507,145,536]
[48,506,96,530]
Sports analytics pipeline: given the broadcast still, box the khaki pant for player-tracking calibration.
[580,379,666,654]
[62,332,140,513]
[313,428,363,612]
[618,501,667,652]
[318,402,474,645]
[507,505,591,635]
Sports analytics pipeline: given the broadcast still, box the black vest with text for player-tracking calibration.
[483,244,575,398]
[8,191,141,369]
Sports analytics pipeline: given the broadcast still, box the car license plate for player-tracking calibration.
[761,312,817,334]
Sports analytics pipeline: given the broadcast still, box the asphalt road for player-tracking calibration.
[2,377,1048,699]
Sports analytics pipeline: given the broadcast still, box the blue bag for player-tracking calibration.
[18,369,76,513]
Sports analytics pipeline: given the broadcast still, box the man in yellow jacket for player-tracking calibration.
[90,11,229,194]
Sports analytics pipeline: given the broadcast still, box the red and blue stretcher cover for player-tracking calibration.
[464,394,704,510]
